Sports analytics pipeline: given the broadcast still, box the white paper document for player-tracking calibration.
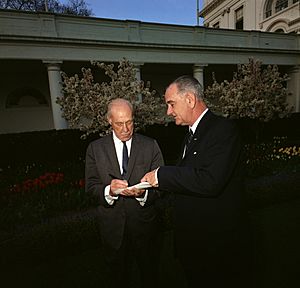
[114,182,152,195]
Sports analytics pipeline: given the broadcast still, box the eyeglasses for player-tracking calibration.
[112,119,134,128]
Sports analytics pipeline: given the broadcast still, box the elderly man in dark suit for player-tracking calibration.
[85,98,164,288]
[142,75,245,288]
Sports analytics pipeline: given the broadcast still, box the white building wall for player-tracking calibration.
[260,3,300,32]
[199,0,300,113]
[200,0,300,33]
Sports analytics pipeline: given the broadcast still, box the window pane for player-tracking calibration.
[235,6,243,21]
[235,6,243,30]
[275,0,288,12]
[265,0,272,18]
[213,22,219,28]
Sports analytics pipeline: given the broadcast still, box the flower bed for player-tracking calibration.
[0,130,299,230]
[0,160,97,230]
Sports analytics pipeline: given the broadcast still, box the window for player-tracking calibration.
[213,22,220,28]
[6,87,48,108]
[275,0,288,12]
[265,0,299,19]
[265,0,273,18]
[235,6,243,30]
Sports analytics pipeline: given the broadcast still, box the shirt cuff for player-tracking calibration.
[104,185,119,205]
[155,167,159,185]
[135,189,148,206]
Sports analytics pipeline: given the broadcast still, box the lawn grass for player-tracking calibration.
[1,229,187,288]
[1,198,299,288]
[250,198,300,288]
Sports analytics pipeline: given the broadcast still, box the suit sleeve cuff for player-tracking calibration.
[155,167,159,185]
[104,185,119,205]
[135,190,148,206]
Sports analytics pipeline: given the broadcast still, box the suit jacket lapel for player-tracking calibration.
[178,110,214,163]
[105,134,123,178]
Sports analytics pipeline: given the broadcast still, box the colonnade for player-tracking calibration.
[44,61,300,130]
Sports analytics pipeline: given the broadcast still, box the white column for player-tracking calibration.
[44,61,68,129]
[193,64,207,90]
[287,65,300,113]
[134,63,144,103]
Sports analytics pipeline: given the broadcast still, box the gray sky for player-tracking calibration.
[84,0,204,26]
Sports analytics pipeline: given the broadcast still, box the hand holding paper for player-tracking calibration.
[141,169,159,187]
[110,179,128,196]
[115,182,152,195]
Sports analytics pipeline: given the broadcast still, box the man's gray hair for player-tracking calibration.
[170,75,204,100]
[107,98,133,118]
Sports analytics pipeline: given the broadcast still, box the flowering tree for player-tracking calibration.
[204,58,293,122]
[204,58,293,143]
[57,59,168,138]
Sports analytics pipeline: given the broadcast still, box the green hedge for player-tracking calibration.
[1,114,299,166]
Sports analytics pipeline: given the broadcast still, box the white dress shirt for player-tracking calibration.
[105,132,148,206]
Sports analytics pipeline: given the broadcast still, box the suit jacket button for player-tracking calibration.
[193,151,197,155]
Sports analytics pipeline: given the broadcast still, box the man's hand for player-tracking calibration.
[120,187,145,197]
[110,179,128,196]
[141,169,158,187]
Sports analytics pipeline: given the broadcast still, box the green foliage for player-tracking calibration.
[244,136,300,208]
[204,58,293,122]
[243,136,300,177]
[1,129,299,230]
[1,212,100,268]
[58,59,168,138]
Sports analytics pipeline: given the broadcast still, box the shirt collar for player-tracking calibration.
[190,108,208,134]
[112,131,132,145]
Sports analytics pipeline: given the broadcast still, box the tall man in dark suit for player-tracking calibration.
[85,98,164,288]
[142,76,245,288]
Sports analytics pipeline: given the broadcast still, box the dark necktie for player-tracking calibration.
[122,141,129,176]
[186,129,193,146]
[184,129,194,154]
